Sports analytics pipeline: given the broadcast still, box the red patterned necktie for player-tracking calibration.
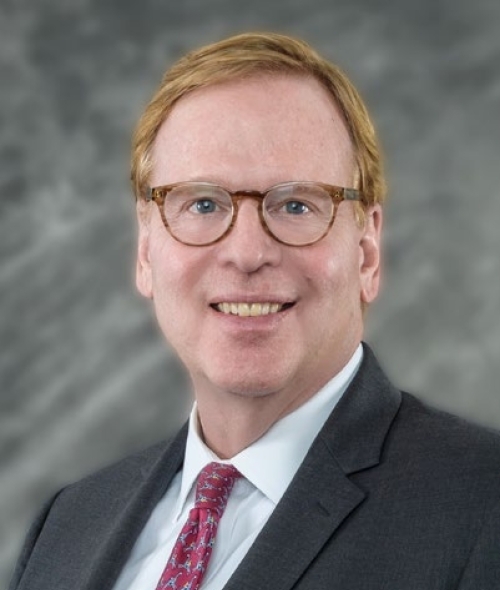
[155,462,241,590]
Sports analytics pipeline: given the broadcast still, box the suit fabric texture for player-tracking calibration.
[9,345,500,590]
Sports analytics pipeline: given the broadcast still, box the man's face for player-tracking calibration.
[136,74,382,410]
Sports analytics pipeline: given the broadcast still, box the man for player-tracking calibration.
[10,32,500,590]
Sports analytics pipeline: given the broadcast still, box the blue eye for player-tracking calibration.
[284,201,310,215]
[194,199,217,214]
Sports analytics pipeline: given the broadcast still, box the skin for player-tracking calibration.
[136,74,382,458]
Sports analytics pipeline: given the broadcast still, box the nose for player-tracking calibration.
[216,199,282,273]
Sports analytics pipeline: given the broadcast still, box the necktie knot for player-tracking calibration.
[195,462,241,517]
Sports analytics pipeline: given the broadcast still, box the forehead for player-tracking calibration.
[151,74,355,188]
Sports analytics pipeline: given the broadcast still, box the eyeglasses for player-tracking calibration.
[146,181,362,247]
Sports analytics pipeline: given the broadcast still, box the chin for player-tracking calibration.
[215,375,286,398]
[202,363,293,398]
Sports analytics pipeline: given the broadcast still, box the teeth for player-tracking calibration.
[215,302,286,316]
[249,305,260,317]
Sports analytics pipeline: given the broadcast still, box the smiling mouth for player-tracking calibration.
[212,302,295,317]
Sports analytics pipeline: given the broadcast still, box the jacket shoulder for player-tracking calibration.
[391,391,500,483]
[64,437,175,493]
[9,430,187,590]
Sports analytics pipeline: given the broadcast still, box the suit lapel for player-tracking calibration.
[224,344,401,590]
[81,424,188,590]
[223,439,364,590]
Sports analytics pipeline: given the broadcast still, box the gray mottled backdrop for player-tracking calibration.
[1,0,499,585]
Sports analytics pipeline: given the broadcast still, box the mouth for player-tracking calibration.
[211,302,295,317]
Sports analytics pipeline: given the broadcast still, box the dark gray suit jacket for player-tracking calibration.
[9,345,500,589]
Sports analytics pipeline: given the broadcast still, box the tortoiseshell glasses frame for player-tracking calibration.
[146,181,362,247]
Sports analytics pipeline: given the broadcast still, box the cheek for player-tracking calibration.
[303,237,360,294]
[149,227,197,287]
[150,241,176,300]
[149,239,200,319]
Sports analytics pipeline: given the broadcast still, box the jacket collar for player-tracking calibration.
[319,342,402,474]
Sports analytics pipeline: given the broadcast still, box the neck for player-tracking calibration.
[191,356,356,459]
[195,393,297,459]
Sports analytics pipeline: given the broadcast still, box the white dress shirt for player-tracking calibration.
[112,344,362,590]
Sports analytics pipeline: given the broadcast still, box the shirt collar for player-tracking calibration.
[174,344,363,518]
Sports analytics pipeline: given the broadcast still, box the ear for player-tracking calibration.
[359,204,383,305]
[135,201,153,299]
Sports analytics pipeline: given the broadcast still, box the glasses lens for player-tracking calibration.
[163,184,233,245]
[264,183,334,245]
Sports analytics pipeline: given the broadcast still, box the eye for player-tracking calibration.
[283,200,310,215]
[190,199,219,214]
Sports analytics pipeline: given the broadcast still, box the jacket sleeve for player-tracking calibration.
[456,497,500,589]
[8,491,62,590]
